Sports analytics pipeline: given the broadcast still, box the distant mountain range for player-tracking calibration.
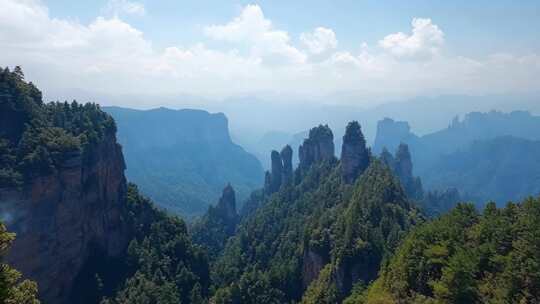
[374,110,540,205]
[427,136,540,203]
[225,94,540,168]
[104,106,264,217]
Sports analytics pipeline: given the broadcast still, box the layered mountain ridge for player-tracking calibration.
[104,106,264,217]
[373,111,540,204]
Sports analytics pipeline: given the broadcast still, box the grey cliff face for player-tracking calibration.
[373,118,416,155]
[270,150,283,193]
[264,145,294,195]
[1,131,130,304]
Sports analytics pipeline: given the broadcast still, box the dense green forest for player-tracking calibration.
[352,199,540,303]
[0,66,116,188]
[99,184,210,304]
[206,123,424,303]
[191,184,239,261]
[63,185,211,304]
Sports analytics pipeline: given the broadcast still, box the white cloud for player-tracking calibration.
[103,0,146,17]
[379,18,444,60]
[300,27,338,54]
[0,1,538,105]
[204,4,269,42]
[204,4,306,64]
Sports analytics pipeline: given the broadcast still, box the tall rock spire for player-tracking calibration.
[216,183,237,223]
[380,147,394,168]
[280,145,293,185]
[341,121,370,184]
[191,184,239,258]
[299,124,335,169]
[264,171,271,194]
[382,143,424,200]
[270,150,283,193]
[394,143,413,182]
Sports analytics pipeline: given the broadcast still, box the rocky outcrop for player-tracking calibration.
[281,145,293,186]
[302,249,328,289]
[381,143,424,200]
[394,144,414,183]
[341,121,370,184]
[373,118,418,155]
[191,184,239,259]
[334,258,379,298]
[299,125,335,170]
[264,145,294,195]
[380,147,395,168]
[0,130,130,304]
[264,171,272,195]
[270,150,283,193]
[215,184,238,226]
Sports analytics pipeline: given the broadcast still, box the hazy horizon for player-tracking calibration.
[2,0,539,108]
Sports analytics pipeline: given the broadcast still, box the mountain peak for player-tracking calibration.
[299,124,335,169]
[341,121,370,184]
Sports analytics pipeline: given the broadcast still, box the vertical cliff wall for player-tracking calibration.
[0,130,130,304]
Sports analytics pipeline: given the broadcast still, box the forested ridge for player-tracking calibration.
[353,199,540,303]
[0,67,210,304]
[99,184,210,304]
[0,66,116,188]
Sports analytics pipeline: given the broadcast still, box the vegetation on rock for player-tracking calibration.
[0,223,40,304]
[0,66,115,187]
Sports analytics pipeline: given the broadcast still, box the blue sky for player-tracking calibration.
[1,0,539,105]
[43,0,540,57]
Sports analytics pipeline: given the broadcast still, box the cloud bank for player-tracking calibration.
[0,1,538,104]
[379,18,444,60]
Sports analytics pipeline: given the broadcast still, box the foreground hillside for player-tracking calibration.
[104,106,264,217]
[355,199,540,303]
